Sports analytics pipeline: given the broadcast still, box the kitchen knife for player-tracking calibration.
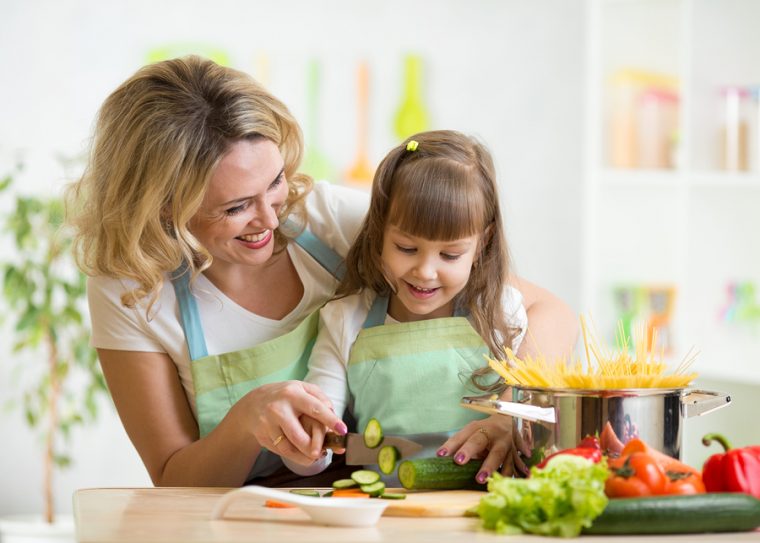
[324,432,423,465]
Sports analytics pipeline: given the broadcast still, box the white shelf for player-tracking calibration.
[583,0,760,379]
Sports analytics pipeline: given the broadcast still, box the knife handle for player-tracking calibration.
[323,432,347,450]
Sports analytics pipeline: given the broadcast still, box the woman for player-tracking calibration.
[67,56,577,487]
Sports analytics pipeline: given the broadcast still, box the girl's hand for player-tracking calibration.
[436,415,531,483]
[237,380,347,466]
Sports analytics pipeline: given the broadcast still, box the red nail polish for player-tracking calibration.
[436,448,448,457]
[455,453,466,464]
[334,421,348,435]
[476,471,489,484]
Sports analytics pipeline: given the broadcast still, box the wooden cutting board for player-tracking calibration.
[382,489,486,517]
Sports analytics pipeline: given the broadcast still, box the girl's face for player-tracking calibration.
[381,224,480,322]
[189,138,289,272]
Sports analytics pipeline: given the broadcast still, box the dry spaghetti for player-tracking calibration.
[488,316,698,389]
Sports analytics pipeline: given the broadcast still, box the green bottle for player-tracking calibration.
[394,54,430,141]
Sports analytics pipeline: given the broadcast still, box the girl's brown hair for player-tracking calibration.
[338,130,519,369]
[66,56,311,315]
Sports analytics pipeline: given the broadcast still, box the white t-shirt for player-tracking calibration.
[87,181,369,415]
[305,287,528,419]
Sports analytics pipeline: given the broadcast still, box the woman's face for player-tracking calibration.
[190,138,289,271]
[381,224,480,322]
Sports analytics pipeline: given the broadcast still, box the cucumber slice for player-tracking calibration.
[351,469,381,485]
[323,490,334,497]
[363,418,384,448]
[380,492,407,500]
[377,445,399,475]
[332,478,358,489]
[360,481,386,497]
[289,489,320,497]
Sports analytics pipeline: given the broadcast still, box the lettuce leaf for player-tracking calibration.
[476,455,609,538]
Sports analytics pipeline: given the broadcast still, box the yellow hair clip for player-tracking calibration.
[406,140,419,152]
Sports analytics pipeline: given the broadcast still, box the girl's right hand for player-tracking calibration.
[237,380,347,466]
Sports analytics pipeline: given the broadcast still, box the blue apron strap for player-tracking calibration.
[171,265,209,361]
[293,228,345,281]
[362,295,389,329]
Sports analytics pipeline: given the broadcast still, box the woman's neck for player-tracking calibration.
[203,251,304,319]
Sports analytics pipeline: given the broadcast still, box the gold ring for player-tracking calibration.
[478,427,489,441]
[272,434,285,447]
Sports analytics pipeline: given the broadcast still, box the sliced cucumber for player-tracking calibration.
[332,478,358,489]
[289,489,320,497]
[360,481,386,497]
[398,457,482,490]
[323,490,334,497]
[380,492,407,500]
[363,418,384,448]
[351,469,381,486]
[377,445,399,475]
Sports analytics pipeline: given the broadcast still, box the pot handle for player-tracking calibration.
[461,395,556,424]
[681,389,731,418]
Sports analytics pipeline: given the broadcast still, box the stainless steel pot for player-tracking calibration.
[461,387,731,461]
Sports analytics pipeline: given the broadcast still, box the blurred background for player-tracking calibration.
[0,0,758,518]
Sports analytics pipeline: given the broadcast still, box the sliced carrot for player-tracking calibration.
[265,499,296,508]
[331,489,370,498]
[621,438,700,476]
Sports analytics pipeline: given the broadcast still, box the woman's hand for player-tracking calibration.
[237,380,347,466]
[436,415,531,483]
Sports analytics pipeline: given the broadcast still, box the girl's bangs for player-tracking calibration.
[387,161,487,241]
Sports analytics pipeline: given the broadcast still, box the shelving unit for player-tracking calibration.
[583,0,760,384]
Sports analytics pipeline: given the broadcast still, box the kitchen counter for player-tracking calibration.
[73,487,760,542]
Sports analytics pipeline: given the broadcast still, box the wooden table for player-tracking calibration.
[73,487,760,543]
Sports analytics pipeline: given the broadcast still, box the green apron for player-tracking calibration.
[347,295,489,460]
[172,228,344,479]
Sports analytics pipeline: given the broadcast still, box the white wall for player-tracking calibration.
[0,0,585,515]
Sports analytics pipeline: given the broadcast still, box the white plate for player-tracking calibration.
[211,485,390,527]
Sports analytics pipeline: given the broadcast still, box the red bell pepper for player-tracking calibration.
[537,435,602,469]
[702,433,760,499]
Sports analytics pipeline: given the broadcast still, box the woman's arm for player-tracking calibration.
[511,275,578,360]
[99,348,345,486]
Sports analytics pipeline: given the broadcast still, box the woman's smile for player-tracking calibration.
[236,229,273,249]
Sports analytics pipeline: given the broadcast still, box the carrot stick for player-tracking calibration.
[331,489,370,498]
[264,499,296,508]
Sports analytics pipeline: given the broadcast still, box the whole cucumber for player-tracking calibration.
[583,493,760,535]
[398,457,482,490]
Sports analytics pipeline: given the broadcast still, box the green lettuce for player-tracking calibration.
[476,455,609,538]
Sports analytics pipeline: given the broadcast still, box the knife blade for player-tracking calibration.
[324,432,424,465]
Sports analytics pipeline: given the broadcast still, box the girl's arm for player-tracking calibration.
[510,275,578,360]
[98,348,343,486]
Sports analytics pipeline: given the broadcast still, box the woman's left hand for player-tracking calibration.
[436,415,531,482]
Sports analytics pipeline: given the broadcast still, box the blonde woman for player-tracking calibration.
[67,56,576,487]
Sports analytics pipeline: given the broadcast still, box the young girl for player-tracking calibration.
[298,130,546,484]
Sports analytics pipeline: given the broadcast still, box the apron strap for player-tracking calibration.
[293,228,346,281]
[171,227,344,361]
[362,295,389,329]
[171,264,209,361]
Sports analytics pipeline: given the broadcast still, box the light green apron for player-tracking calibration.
[172,228,344,479]
[347,295,489,460]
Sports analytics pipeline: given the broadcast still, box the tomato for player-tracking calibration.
[663,471,706,495]
[605,452,668,498]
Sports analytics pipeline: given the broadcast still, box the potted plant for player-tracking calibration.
[0,165,107,538]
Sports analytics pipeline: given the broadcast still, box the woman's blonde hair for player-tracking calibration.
[337,130,520,372]
[67,56,311,314]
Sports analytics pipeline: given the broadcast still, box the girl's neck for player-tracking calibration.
[386,293,455,322]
